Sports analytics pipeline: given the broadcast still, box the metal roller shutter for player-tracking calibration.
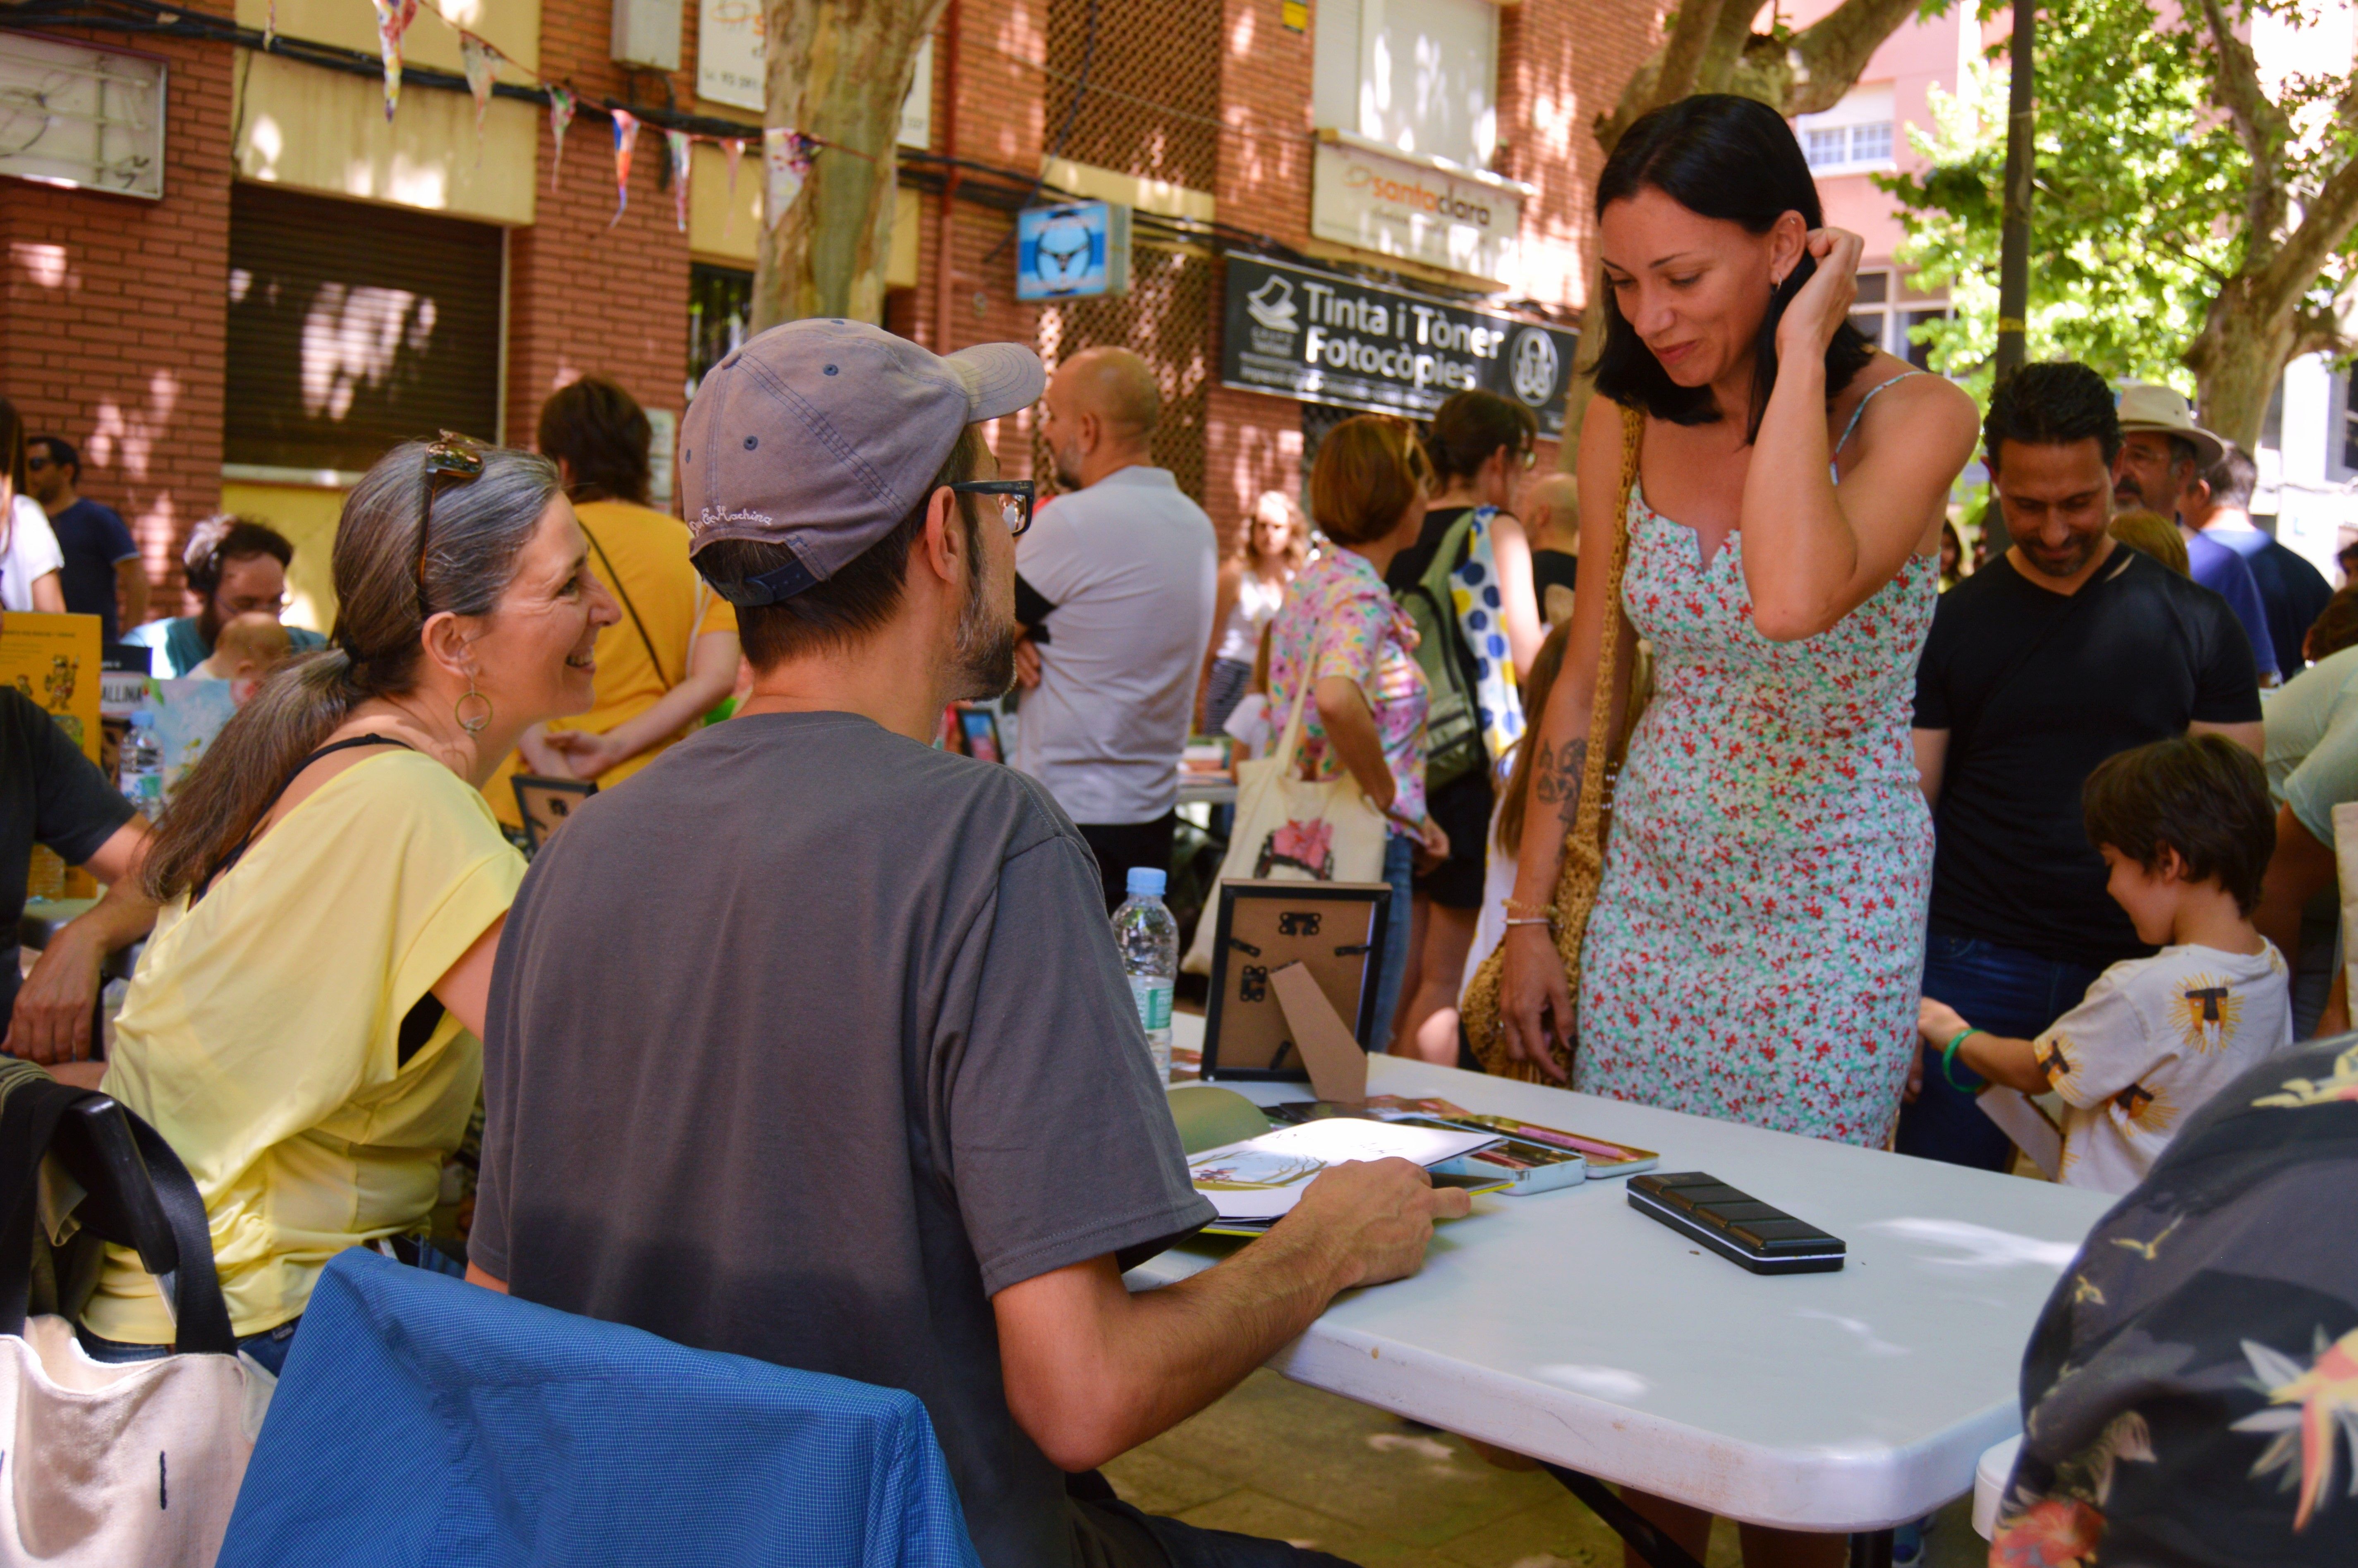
[225,183,503,473]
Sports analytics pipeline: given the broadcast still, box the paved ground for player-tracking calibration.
[1101,1370,1985,1568]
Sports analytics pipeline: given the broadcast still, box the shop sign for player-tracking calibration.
[695,0,763,112]
[1220,254,1579,436]
[1310,130,1531,285]
[697,4,931,150]
[1015,201,1132,300]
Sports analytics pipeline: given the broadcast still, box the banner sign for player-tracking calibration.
[1310,131,1531,285]
[1219,254,1579,436]
[1016,201,1132,300]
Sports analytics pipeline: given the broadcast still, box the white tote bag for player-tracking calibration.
[1183,671,1390,974]
[0,1316,268,1568]
[0,1075,266,1568]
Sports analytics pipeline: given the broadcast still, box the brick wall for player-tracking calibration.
[1499,0,1666,318]
[917,0,1047,480]
[503,0,704,454]
[1202,0,1318,554]
[0,7,235,604]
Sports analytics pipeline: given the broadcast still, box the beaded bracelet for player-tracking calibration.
[1503,897,1558,921]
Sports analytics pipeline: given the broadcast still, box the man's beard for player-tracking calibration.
[2115,474,2160,513]
[952,572,1017,701]
[1051,440,1083,490]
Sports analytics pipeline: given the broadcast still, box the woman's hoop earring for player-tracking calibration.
[454,680,493,735]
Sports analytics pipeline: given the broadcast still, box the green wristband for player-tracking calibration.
[1941,1027,1984,1095]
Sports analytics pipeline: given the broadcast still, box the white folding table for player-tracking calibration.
[1139,1015,2110,1565]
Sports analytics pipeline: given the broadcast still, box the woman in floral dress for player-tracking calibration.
[1496,97,1982,1131]
[1267,416,1449,1049]
[1493,85,1982,1568]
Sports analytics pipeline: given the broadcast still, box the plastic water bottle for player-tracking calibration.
[1113,866,1178,1082]
[119,711,163,816]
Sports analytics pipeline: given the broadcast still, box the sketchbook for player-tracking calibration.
[1188,1118,1506,1226]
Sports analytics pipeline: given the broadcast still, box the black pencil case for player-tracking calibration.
[1627,1171,1846,1275]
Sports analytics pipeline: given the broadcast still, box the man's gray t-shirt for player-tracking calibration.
[473,712,1213,1568]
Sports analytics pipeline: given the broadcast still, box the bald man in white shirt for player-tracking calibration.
[1013,348,1218,910]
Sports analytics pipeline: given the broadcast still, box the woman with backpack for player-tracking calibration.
[1384,389,1547,1061]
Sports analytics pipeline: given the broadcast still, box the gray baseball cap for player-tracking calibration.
[680,318,1043,605]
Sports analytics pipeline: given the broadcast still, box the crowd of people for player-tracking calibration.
[5,90,2357,1568]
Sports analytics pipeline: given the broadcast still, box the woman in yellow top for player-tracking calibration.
[79,438,620,1369]
[485,376,741,826]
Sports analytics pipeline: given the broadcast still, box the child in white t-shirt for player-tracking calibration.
[1919,734,2293,1193]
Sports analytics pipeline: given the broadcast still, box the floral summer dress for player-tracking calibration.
[1576,383,1937,1146]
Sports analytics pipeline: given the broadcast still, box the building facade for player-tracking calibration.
[2,0,1660,633]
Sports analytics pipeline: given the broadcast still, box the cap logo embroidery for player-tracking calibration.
[694,505,775,532]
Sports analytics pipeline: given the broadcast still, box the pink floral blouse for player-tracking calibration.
[1266,548,1429,825]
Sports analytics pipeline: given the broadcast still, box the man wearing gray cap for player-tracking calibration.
[469,320,1462,1568]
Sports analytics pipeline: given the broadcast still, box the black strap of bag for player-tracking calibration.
[0,1076,237,1355]
[580,522,675,693]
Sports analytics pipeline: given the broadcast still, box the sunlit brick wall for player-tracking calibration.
[503,0,702,459]
[910,0,1049,483]
[1202,0,1318,556]
[0,7,236,609]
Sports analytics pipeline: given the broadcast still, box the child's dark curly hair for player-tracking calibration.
[2081,734,2276,914]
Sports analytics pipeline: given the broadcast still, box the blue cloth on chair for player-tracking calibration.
[217,1250,982,1568]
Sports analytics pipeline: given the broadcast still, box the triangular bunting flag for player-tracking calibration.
[764,126,812,232]
[460,35,499,145]
[548,84,576,192]
[369,0,418,122]
[668,129,692,233]
[610,109,640,227]
[721,137,745,240]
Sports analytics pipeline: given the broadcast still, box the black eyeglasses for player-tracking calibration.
[949,479,1037,538]
[417,431,486,617]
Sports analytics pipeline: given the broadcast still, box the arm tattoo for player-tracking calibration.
[1533,737,1589,830]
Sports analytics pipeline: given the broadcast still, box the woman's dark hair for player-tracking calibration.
[144,444,558,900]
[0,395,26,498]
[538,376,654,507]
[1424,390,1537,486]
[1590,94,1876,441]
[1310,415,1433,546]
[698,426,985,670]
[2080,734,2275,915]
[182,515,297,597]
[1984,361,2122,474]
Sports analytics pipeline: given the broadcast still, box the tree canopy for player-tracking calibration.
[1884,0,2358,443]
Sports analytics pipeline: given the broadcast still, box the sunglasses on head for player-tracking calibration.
[417,431,487,618]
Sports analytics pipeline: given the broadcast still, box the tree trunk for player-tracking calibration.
[2185,281,2299,451]
[755,0,948,330]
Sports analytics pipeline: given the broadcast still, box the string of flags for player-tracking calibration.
[353,0,829,233]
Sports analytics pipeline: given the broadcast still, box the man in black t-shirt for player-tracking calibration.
[0,646,154,1076]
[1901,363,2262,1171]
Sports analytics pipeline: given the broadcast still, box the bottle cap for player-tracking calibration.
[1125,867,1167,898]
[132,710,154,725]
